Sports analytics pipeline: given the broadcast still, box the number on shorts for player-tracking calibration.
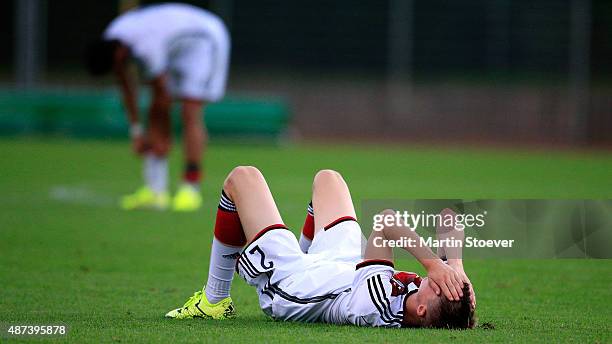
[249,245,274,270]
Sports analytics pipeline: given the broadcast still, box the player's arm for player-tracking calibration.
[112,45,144,152]
[436,208,476,309]
[364,209,465,301]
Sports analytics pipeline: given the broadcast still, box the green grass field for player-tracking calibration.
[1,138,611,343]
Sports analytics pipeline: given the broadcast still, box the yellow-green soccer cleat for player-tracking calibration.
[165,290,236,320]
[172,185,202,212]
[120,186,169,210]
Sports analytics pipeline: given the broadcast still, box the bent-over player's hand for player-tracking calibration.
[131,135,148,155]
[426,259,464,301]
[129,123,147,155]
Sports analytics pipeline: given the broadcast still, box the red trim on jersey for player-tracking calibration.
[251,223,289,243]
[356,259,395,270]
[323,216,357,230]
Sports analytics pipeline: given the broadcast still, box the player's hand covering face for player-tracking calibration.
[426,261,464,301]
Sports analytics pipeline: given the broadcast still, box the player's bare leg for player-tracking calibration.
[147,85,173,160]
[181,99,206,177]
[297,170,357,253]
[166,166,285,319]
[312,170,357,234]
[173,99,206,211]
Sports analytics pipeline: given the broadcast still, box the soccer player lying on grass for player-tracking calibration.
[166,166,476,328]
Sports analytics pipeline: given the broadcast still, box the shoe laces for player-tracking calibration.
[182,290,203,309]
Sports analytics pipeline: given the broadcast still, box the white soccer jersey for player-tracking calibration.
[104,3,230,101]
[236,219,422,328]
[330,261,422,327]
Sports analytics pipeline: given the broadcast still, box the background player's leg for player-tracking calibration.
[147,75,172,192]
[181,99,206,188]
[145,90,172,196]
[119,78,171,210]
[169,37,211,211]
[312,169,357,235]
[172,99,206,211]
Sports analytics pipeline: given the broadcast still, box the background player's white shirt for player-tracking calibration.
[104,3,227,79]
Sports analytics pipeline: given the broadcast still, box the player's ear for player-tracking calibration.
[416,304,427,318]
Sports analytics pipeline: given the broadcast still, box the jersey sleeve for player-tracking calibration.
[344,260,405,328]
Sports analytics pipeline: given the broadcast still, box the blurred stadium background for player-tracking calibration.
[1,1,611,342]
[1,0,611,145]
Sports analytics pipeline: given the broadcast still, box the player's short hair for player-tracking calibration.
[425,283,476,329]
[85,38,120,76]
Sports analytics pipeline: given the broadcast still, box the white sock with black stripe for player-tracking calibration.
[205,238,241,304]
[204,191,244,304]
[218,191,236,212]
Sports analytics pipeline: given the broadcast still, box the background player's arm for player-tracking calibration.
[112,45,144,153]
[364,209,465,301]
[113,45,139,127]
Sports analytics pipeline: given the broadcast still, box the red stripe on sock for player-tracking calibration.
[184,170,201,183]
[214,208,246,246]
[302,214,314,240]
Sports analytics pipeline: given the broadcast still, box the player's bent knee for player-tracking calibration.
[313,169,343,188]
[224,166,263,193]
[230,165,262,179]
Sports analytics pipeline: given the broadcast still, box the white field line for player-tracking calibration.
[48,185,115,207]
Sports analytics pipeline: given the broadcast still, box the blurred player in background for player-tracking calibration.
[86,3,230,211]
